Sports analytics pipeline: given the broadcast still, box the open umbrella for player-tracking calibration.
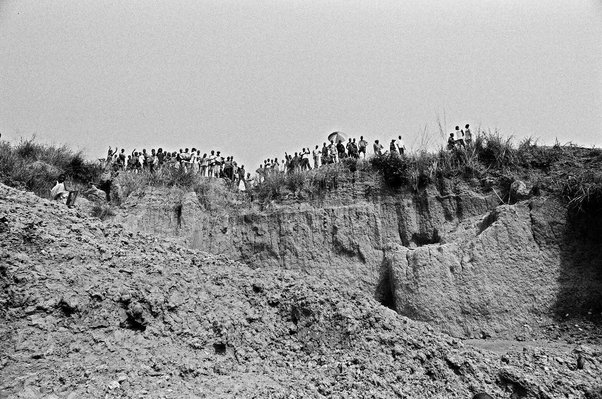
[327,131,347,143]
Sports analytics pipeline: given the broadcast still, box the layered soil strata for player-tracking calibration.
[116,175,602,339]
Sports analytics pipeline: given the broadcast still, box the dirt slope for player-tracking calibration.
[1,183,601,398]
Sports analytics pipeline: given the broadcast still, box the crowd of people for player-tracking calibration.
[253,134,413,183]
[103,147,251,189]
[99,133,411,189]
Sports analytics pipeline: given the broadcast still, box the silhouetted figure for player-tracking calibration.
[447,133,455,150]
[390,139,398,155]
[336,140,346,160]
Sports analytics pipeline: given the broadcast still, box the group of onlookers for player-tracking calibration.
[104,147,251,190]
[447,124,473,150]
[254,135,410,182]
[101,124,471,188]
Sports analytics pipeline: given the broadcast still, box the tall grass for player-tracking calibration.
[0,137,102,198]
[561,170,602,213]
[369,130,587,195]
[113,167,244,210]
[253,162,358,202]
[113,167,201,203]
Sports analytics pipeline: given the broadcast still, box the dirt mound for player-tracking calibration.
[1,183,600,398]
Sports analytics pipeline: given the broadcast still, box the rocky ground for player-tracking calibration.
[1,183,601,398]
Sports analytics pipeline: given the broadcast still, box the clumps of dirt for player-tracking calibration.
[0,183,600,398]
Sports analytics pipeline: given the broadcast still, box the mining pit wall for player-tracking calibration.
[116,181,602,338]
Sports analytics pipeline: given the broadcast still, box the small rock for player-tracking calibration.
[510,180,530,200]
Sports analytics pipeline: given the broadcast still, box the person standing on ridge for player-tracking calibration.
[208,150,216,177]
[321,143,330,165]
[397,135,406,155]
[389,139,399,156]
[106,146,118,162]
[455,126,466,148]
[350,139,359,158]
[313,145,321,169]
[447,132,456,150]
[373,139,383,156]
[117,149,126,170]
[336,140,346,160]
[358,136,368,159]
[300,148,311,170]
[328,140,338,163]
[346,138,353,156]
[464,124,472,145]
[214,151,223,177]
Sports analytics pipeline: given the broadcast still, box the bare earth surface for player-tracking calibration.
[1,183,601,398]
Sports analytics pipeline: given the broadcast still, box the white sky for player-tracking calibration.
[1,0,601,169]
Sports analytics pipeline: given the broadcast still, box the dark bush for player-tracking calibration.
[370,154,411,189]
[474,132,516,169]
[562,170,602,214]
[0,137,102,198]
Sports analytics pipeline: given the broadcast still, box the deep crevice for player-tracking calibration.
[375,260,397,311]
[213,343,227,355]
[477,210,498,235]
[411,229,441,246]
[175,203,183,228]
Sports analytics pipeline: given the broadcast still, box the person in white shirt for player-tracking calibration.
[50,174,69,202]
[397,135,406,155]
[373,140,383,156]
[312,145,321,169]
[328,140,338,163]
[208,150,216,177]
[300,148,311,170]
[358,136,368,159]
[200,153,208,177]
[215,151,224,177]
[454,126,466,148]
[245,173,254,190]
[138,152,145,172]
[464,124,472,145]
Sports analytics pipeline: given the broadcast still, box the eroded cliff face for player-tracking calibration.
[117,182,497,286]
[116,180,602,338]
